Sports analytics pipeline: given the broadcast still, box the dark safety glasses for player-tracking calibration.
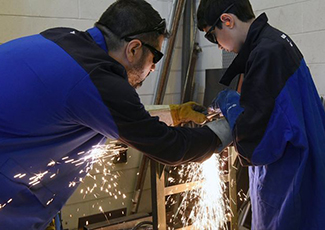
[120,19,167,39]
[124,37,163,64]
[97,19,166,63]
[204,4,234,44]
[121,19,166,64]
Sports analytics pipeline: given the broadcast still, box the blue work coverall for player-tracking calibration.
[0,27,218,229]
[220,13,325,229]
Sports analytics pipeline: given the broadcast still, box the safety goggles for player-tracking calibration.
[124,37,163,64]
[120,19,167,39]
[204,4,234,44]
[121,19,166,64]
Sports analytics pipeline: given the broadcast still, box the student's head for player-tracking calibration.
[197,0,209,32]
[96,0,169,89]
[198,0,255,53]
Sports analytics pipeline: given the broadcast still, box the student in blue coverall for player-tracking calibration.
[0,0,232,229]
[198,0,325,229]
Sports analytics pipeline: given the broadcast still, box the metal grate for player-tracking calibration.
[222,50,236,69]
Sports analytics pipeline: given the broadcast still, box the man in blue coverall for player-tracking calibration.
[198,0,325,229]
[0,0,233,229]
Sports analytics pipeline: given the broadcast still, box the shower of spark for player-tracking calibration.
[75,142,128,202]
[72,141,128,223]
[167,154,229,230]
[6,140,128,222]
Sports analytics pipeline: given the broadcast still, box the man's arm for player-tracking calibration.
[67,69,220,166]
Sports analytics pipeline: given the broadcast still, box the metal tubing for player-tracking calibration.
[181,41,202,102]
[181,0,192,97]
[150,160,167,230]
[130,156,149,214]
[153,0,186,105]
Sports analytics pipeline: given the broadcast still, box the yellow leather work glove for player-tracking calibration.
[169,101,207,126]
[45,219,55,230]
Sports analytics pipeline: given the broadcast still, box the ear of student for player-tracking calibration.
[221,14,234,28]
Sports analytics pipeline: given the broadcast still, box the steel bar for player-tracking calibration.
[181,0,193,97]
[130,156,149,214]
[153,0,186,104]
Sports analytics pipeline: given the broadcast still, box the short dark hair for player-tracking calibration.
[96,0,169,51]
[197,0,209,31]
[202,0,255,30]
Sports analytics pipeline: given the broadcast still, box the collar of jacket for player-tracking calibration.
[86,27,108,53]
[86,27,128,80]
[219,13,269,86]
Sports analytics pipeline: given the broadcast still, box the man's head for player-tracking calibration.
[96,0,169,89]
[198,0,255,53]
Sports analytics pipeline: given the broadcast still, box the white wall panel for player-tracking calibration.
[0,15,93,43]
[79,0,116,20]
[308,64,325,95]
[250,0,307,11]
[254,3,304,35]
[0,0,78,18]
[291,31,325,65]
[302,0,325,33]
[165,70,182,94]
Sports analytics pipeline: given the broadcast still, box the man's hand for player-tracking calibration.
[215,89,244,129]
[170,101,207,126]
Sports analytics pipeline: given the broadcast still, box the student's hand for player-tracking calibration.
[216,89,244,129]
[169,102,207,126]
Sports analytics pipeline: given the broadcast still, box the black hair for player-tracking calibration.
[197,0,209,31]
[96,0,169,51]
[201,0,255,30]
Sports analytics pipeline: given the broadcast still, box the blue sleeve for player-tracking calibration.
[67,67,219,166]
[65,70,120,140]
[38,27,220,166]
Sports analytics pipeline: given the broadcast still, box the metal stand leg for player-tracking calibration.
[228,147,238,230]
[151,160,167,230]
